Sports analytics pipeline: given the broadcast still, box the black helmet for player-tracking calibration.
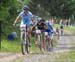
[40,19,45,23]
[23,5,29,10]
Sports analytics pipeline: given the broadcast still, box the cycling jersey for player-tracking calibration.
[44,21,53,36]
[47,23,53,33]
[37,22,45,30]
[19,11,33,26]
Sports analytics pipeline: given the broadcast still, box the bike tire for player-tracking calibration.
[21,43,26,55]
[25,41,29,53]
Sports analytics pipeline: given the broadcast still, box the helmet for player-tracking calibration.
[40,19,45,23]
[38,17,42,21]
[23,5,29,10]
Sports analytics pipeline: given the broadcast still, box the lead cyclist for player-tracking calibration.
[13,5,34,51]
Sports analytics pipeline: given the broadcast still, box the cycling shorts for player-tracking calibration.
[44,32,53,40]
[20,24,32,31]
[36,29,41,34]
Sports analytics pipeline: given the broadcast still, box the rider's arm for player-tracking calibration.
[31,18,38,31]
[13,15,21,24]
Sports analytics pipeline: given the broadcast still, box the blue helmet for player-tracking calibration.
[23,5,29,10]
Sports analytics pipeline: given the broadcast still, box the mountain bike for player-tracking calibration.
[44,32,53,52]
[20,25,29,55]
[35,30,42,51]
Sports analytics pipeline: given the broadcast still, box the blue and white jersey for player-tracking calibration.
[45,21,53,35]
[48,23,53,33]
[19,11,33,26]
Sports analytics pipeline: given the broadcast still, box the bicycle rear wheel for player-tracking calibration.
[21,32,29,55]
[21,40,29,55]
[21,43,26,55]
[25,41,29,53]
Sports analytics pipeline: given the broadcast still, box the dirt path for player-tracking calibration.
[54,36,75,51]
[0,34,75,62]
[0,53,24,62]
[18,35,75,62]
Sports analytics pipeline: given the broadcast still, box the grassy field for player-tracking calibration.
[1,38,21,53]
[0,35,57,53]
[64,26,75,35]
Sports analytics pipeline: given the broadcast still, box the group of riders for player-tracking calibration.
[13,5,64,53]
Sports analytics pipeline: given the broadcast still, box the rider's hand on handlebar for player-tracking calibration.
[13,23,16,26]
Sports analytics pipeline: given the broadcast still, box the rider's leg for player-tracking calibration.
[50,34,53,48]
[42,32,45,50]
[48,33,54,50]
[35,33,38,45]
[48,36,51,47]
[44,32,49,51]
[35,30,39,45]
[27,27,32,47]
[48,35,54,51]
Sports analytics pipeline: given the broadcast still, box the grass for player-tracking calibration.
[0,36,40,53]
[55,51,75,62]
[64,26,75,35]
[0,35,57,53]
[1,38,21,53]
[53,24,60,28]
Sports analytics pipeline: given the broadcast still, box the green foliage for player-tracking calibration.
[0,0,19,20]
[29,0,75,19]
[0,0,30,37]
[0,0,22,36]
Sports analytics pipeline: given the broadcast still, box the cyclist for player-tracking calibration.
[59,19,64,36]
[35,18,46,51]
[56,27,60,39]
[13,5,34,53]
[44,19,54,50]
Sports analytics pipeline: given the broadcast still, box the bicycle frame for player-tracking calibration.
[38,32,42,51]
[20,25,29,55]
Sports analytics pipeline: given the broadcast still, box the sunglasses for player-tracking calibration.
[24,8,28,10]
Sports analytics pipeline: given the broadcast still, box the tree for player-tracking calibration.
[28,0,75,19]
[0,0,20,22]
[0,0,22,36]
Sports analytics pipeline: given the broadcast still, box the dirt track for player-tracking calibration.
[0,34,75,62]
